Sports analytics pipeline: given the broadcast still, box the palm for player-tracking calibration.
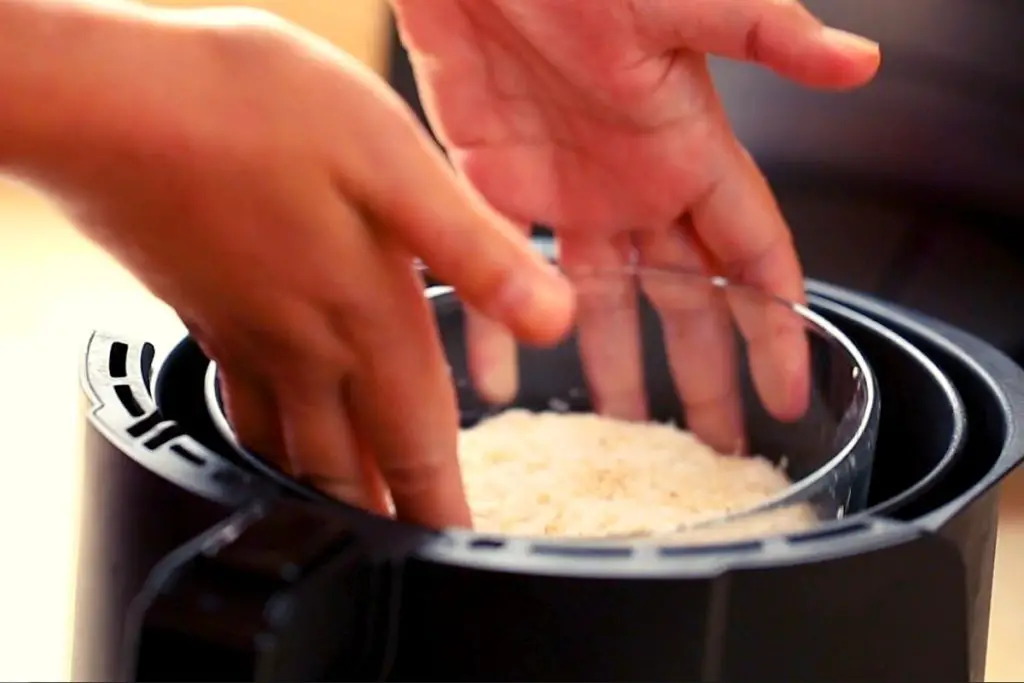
[398,1,716,235]
[394,0,880,451]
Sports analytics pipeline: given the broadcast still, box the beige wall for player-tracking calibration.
[148,0,390,72]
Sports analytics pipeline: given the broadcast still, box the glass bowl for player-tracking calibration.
[429,265,878,542]
[206,266,879,544]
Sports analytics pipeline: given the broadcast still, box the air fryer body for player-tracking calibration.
[73,427,231,681]
[74,337,237,681]
[73,288,1024,683]
[72,2,1024,680]
[384,532,967,682]
[822,295,1012,683]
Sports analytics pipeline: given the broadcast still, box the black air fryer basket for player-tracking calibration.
[72,0,1024,678]
[73,281,1024,683]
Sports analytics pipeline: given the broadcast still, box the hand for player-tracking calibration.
[393,0,881,452]
[13,4,574,528]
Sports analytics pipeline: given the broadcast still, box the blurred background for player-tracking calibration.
[1,0,1022,680]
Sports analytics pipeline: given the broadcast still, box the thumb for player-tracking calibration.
[641,0,881,90]
[353,108,575,346]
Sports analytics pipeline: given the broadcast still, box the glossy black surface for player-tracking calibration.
[811,283,1024,682]
[74,5,1024,677]
[74,284,1024,682]
[809,297,964,518]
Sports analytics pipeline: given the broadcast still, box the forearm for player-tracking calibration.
[0,0,161,175]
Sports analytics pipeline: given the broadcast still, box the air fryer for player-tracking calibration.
[70,2,1024,681]
[72,282,1021,683]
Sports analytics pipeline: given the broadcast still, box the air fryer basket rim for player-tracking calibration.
[204,282,882,534]
[808,296,966,515]
[194,293,965,524]
[190,298,978,578]
[808,280,1024,525]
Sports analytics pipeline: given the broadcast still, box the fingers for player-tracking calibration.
[328,396,393,517]
[224,363,390,515]
[636,226,745,454]
[466,222,533,405]
[690,143,811,420]
[222,250,464,525]
[344,255,473,529]
[639,0,881,89]
[346,102,574,347]
[218,367,286,461]
[692,144,805,303]
[723,283,811,423]
[560,233,648,421]
[466,309,519,404]
[274,371,375,512]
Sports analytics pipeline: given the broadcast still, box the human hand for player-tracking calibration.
[9,3,574,528]
[393,0,881,452]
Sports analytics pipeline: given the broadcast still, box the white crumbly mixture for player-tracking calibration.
[459,409,819,541]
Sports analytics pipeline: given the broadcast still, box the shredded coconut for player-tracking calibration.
[459,409,818,541]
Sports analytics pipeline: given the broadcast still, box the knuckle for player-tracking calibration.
[205,303,353,385]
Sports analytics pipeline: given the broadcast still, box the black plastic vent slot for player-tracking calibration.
[108,342,128,378]
[531,544,633,559]
[144,424,186,451]
[787,522,869,544]
[659,540,762,557]
[140,342,156,395]
[170,444,206,467]
[468,538,505,550]
[127,412,165,438]
[114,384,145,418]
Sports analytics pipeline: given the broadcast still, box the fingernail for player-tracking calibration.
[821,26,880,55]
